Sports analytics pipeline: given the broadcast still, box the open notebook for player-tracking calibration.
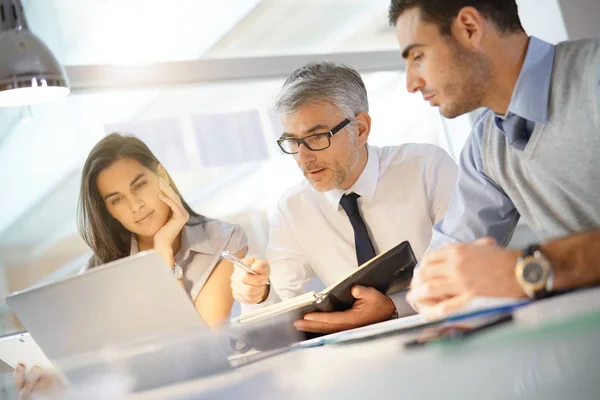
[235,241,417,325]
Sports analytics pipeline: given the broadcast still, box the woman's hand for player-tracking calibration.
[14,364,58,399]
[153,178,189,266]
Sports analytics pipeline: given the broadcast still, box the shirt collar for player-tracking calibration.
[130,233,139,254]
[324,144,379,210]
[504,36,555,124]
[129,220,215,261]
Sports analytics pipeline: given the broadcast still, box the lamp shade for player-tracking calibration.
[0,0,70,107]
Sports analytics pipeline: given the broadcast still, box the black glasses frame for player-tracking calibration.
[276,118,351,154]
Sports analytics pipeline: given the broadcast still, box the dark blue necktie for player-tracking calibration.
[498,113,531,150]
[339,192,376,266]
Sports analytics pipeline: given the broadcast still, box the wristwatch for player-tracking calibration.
[171,263,184,280]
[515,244,554,299]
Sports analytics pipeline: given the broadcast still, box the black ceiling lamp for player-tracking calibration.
[0,0,70,107]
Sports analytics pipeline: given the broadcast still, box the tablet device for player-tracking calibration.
[0,331,53,370]
[404,312,513,348]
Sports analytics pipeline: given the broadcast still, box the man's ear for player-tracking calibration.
[452,6,486,50]
[355,112,371,145]
[156,164,170,184]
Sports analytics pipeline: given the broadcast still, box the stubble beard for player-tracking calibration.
[440,39,490,119]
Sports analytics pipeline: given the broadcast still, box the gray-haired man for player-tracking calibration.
[231,62,458,334]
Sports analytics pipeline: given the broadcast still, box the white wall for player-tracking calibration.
[558,0,600,39]
[0,263,8,308]
[518,0,569,43]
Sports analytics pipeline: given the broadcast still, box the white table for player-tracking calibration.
[127,287,600,400]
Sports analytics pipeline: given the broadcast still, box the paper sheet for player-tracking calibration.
[296,297,530,348]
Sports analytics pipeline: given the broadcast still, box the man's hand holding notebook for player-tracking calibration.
[293,285,397,334]
[231,241,417,334]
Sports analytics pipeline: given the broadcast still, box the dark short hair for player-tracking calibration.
[388,0,524,35]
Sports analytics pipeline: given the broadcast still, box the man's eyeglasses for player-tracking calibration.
[277,119,351,154]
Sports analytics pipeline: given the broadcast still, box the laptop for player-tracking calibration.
[6,251,231,391]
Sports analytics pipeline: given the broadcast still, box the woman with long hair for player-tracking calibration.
[15,132,247,398]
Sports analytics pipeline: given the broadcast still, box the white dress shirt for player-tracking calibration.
[248,143,457,309]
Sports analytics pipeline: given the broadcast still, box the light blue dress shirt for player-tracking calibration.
[429,37,556,249]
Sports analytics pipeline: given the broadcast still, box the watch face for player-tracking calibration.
[523,262,545,284]
[173,264,184,280]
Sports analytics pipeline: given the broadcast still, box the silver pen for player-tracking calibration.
[221,251,271,286]
[221,251,257,275]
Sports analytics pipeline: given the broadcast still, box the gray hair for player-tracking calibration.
[274,62,369,118]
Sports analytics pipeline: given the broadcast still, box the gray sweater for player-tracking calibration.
[481,37,600,241]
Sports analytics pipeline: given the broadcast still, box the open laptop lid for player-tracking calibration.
[6,251,217,361]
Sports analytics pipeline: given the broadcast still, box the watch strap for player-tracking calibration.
[523,244,541,258]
